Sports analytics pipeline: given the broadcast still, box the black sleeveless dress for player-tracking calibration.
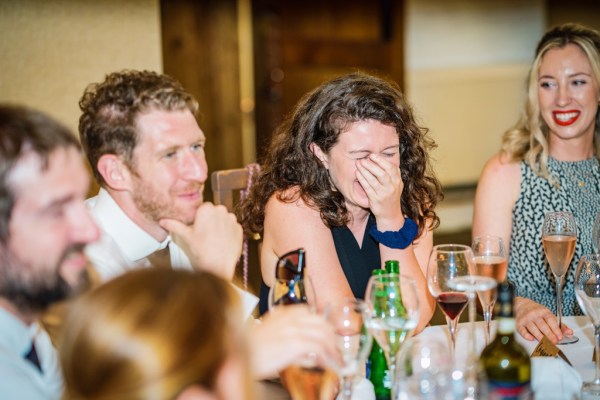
[258,214,381,314]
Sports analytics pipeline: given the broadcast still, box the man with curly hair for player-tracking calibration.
[79,70,247,299]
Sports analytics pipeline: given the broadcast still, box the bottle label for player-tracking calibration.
[497,318,516,334]
[487,380,530,400]
[383,369,391,389]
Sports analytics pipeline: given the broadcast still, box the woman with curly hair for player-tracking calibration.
[240,72,442,331]
[473,23,600,344]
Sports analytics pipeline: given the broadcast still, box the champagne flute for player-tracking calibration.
[363,273,419,400]
[575,254,600,398]
[542,211,578,345]
[592,211,600,253]
[472,236,508,344]
[324,299,372,400]
[427,244,471,359]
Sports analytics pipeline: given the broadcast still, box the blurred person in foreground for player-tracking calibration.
[59,268,255,400]
[240,72,442,331]
[0,105,100,398]
[473,23,600,343]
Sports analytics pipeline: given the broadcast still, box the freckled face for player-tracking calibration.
[538,43,600,144]
[130,110,208,226]
[318,120,400,210]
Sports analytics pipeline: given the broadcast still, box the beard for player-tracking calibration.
[0,243,89,314]
[131,178,202,226]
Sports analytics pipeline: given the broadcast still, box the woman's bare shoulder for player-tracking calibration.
[265,187,322,221]
[480,153,521,182]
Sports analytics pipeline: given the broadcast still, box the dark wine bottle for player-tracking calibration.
[479,281,531,399]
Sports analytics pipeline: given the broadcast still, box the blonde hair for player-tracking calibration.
[59,269,253,400]
[501,23,600,183]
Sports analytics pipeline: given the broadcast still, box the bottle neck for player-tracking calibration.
[496,316,516,336]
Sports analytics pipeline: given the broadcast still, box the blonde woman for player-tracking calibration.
[473,23,600,344]
[59,268,254,400]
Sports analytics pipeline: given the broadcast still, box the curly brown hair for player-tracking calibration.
[78,70,198,186]
[239,72,442,237]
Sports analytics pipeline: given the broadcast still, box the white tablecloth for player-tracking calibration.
[419,315,595,382]
[259,316,594,399]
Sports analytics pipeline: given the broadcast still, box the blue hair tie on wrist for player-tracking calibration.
[369,217,418,249]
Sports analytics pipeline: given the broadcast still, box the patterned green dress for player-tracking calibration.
[508,157,600,315]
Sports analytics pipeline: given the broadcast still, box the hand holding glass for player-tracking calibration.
[269,277,337,400]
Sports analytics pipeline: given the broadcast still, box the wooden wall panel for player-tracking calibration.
[161,0,244,199]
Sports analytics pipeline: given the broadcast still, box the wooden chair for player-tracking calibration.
[210,167,249,212]
[211,165,262,301]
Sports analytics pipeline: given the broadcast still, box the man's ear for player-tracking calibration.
[96,154,133,191]
[309,142,329,169]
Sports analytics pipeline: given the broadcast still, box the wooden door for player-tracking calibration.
[252,0,405,159]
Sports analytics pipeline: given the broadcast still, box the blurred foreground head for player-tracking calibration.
[59,268,254,400]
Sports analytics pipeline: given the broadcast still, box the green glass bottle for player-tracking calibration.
[367,268,391,400]
[384,259,399,275]
[479,282,531,399]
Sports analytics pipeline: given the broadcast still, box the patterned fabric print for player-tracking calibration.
[508,157,600,315]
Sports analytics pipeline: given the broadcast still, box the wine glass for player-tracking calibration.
[471,236,508,345]
[363,273,419,400]
[592,211,600,253]
[324,299,372,400]
[575,254,600,398]
[427,244,471,359]
[542,211,578,345]
[394,335,454,399]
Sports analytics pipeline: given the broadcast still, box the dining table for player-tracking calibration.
[258,315,595,399]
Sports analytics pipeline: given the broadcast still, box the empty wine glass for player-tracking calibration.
[471,236,508,345]
[575,254,600,398]
[427,244,471,359]
[363,273,420,400]
[542,211,578,345]
[395,335,454,399]
[324,299,372,400]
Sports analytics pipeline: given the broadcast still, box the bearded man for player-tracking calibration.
[0,105,100,398]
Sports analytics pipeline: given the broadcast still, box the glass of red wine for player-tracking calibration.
[427,244,471,359]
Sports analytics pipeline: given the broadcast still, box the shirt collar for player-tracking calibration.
[87,188,170,262]
[0,307,37,358]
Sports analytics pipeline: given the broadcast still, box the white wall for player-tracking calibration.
[405,0,546,187]
[0,0,163,134]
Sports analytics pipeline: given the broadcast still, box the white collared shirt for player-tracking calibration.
[86,189,258,316]
[0,308,63,399]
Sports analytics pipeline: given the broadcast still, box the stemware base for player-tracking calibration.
[557,334,579,345]
[581,382,600,399]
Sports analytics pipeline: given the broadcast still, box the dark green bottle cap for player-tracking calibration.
[372,268,386,276]
[385,259,400,274]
